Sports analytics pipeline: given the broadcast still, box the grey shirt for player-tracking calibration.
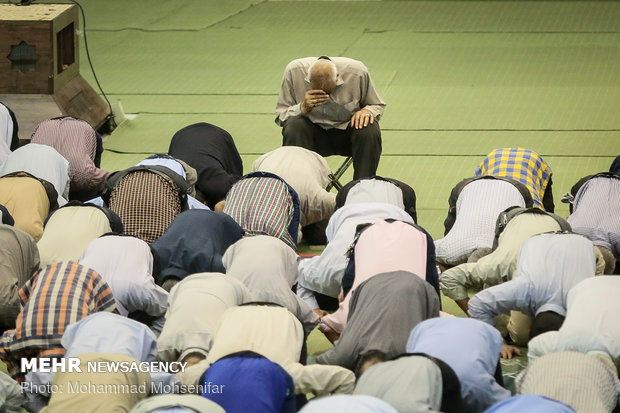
[275,57,386,130]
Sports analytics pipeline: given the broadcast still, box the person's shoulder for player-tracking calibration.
[333,57,370,74]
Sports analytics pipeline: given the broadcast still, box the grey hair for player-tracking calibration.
[309,58,337,83]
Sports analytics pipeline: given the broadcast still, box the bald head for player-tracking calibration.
[309,58,338,94]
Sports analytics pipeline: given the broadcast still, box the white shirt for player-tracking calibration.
[0,143,70,206]
[528,277,620,369]
[157,273,253,363]
[252,146,336,226]
[79,235,168,318]
[0,103,13,165]
[298,202,414,298]
[434,179,526,266]
[468,233,597,325]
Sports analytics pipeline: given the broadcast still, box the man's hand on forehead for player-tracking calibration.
[301,89,329,114]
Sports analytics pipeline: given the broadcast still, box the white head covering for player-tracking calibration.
[0,143,70,206]
[0,103,13,164]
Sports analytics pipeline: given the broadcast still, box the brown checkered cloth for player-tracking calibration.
[108,171,182,243]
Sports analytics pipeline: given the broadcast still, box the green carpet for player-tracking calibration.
[31,0,620,392]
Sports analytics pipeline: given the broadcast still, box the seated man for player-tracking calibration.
[79,235,168,330]
[297,179,414,307]
[222,172,300,250]
[485,395,576,413]
[276,56,385,180]
[476,147,554,211]
[168,122,243,209]
[440,207,570,317]
[317,272,439,369]
[516,352,620,413]
[131,394,225,413]
[199,351,296,413]
[0,172,58,241]
[222,235,319,335]
[528,277,620,368]
[157,272,253,363]
[320,220,439,339]
[252,146,336,245]
[31,117,108,200]
[354,353,464,413]
[178,304,354,397]
[566,173,620,274]
[151,210,244,290]
[468,232,598,348]
[37,202,123,268]
[406,318,511,412]
[0,262,116,381]
[435,176,531,267]
[0,101,19,164]
[0,225,39,331]
[0,143,70,206]
[299,395,398,413]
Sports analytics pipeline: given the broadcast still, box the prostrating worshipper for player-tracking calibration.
[317,271,439,369]
[0,101,19,164]
[222,235,319,335]
[0,225,39,331]
[320,219,439,340]
[475,147,554,212]
[37,201,123,268]
[199,351,296,413]
[516,352,620,413]
[0,203,14,225]
[354,352,465,413]
[0,262,116,381]
[0,172,59,241]
[484,395,576,413]
[0,372,25,413]
[178,304,355,397]
[252,146,336,245]
[440,207,570,316]
[297,178,414,309]
[168,122,243,209]
[222,171,300,250]
[131,394,225,413]
[29,313,178,412]
[151,210,244,291]
[468,232,598,351]
[276,56,385,180]
[565,172,620,274]
[0,143,70,206]
[435,176,531,267]
[30,117,108,201]
[157,273,253,364]
[299,395,398,413]
[79,234,168,331]
[406,318,511,413]
[528,277,620,368]
[335,176,417,223]
[103,157,194,243]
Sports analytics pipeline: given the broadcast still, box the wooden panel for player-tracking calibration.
[0,4,78,94]
[53,75,111,129]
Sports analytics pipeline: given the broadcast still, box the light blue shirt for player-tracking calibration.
[484,395,575,413]
[468,233,597,325]
[299,395,398,413]
[407,317,511,412]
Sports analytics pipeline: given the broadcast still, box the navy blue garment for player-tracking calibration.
[199,351,296,413]
[0,204,14,226]
[151,209,244,284]
[610,155,620,176]
[168,123,243,209]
